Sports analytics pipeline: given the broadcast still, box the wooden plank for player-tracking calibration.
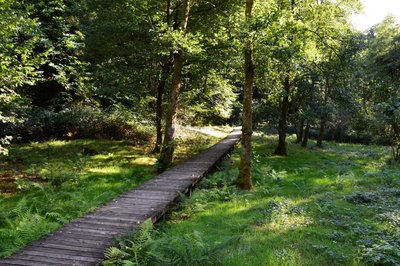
[17,250,99,263]
[57,227,121,238]
[63,222,128,234]
[35,236,108,249]
[22,246,104,259]
[114,195,171,203]
[49,230,114,242]
[83,214,141,224]
[73,217,133,228]
[0,257,72,266]
[107,199,167,207]
[123,189,178,197]
[30,242,103,253]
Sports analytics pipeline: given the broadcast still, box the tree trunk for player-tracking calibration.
[317,80,329,147]
[274,75,290,156]
[158,0,190,171]
[152,61,171,154]
[301,122,310,147]
[237,0,254,190]
[316,120,325,147]
[296,118,305,143]
[152,0,173,154]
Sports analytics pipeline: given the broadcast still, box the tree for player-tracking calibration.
[0,0,46,154]
[358,16,400,161]
[237,0,255,190]
[158,0,192,171]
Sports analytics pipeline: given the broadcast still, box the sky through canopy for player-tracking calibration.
[350,0,400,31]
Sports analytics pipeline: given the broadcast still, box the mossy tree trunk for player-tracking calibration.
[237,0,254,190]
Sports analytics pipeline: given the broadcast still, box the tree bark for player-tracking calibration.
[152,61,172,154]
[152,0,173,154]
[316,120,325,147]
[301,122,310,147]
[158,0,190,171]
[317,80,329,147]
[273,75,290,156]
[237,0,254,190]
[296,118,305,143]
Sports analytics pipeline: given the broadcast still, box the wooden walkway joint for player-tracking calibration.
[0,129,241,266]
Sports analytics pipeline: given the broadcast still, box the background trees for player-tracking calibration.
[1,0,399,162]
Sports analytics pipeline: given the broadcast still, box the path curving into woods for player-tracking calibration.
[0,129,241,266]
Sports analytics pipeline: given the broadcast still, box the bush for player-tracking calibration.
[4,105,152,143]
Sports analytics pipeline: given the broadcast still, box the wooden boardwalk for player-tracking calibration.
[0,129,241,266]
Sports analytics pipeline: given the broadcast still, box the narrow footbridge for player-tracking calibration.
[0,129,241,266]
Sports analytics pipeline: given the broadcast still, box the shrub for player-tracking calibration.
[5,105,152,142]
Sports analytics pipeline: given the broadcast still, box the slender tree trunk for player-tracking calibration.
[153,1,173,154]
[158,0,190,171]
[316,121,325,147]
[152,61,171,154]
[391,121,400,161]
[237,0,254,190]
[274,75,290,156]
[301,122,310,147]
[296,118,305,143]
[317,80,329,147]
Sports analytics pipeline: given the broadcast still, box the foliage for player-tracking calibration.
[103,220,154,266]
[138,135,400,265]
[103,221,239,266]
[0,0,46,154]
[3,105,152,142]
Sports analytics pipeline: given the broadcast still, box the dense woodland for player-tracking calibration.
[1,0,400,264]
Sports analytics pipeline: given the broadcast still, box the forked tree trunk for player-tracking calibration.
[301,122,310,147]
[158,0,190,171]
[237,0,254,190]
[274,75,290,156]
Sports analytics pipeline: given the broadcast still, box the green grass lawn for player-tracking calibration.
[0,126,230,258]
[105,134,400,265]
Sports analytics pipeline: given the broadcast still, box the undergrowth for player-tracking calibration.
[104,134,400,265]
[0,126,227,258]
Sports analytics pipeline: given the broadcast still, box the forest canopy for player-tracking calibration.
[0,0,399,163]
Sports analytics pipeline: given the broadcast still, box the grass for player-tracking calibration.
[105,133,400,265]
[0,125,230,258]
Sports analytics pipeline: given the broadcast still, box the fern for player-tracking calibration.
[103,219,154,266]
[151,231,240,266]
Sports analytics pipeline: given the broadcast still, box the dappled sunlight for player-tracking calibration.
[87,166,122,175]
[131,157,157,165]
[154,134,400,265]
[176,125,232,138]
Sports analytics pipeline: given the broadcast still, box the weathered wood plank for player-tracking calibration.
[21,247,104,259]
[30,242,102,253]
[0,257,72,266]
[16,250,99,263]
[34,236,108,249]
